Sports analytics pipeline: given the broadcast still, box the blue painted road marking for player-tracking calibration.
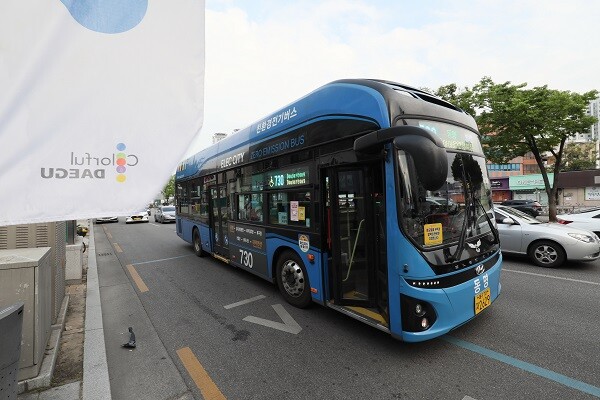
[444,336,600,398]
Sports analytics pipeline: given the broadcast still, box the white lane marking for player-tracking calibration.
[149,222,176,227]
[131,254,194,266]
[243,304,302,334]
[503,268,600,286]
[224,295,266,309]
[462,397,478,400]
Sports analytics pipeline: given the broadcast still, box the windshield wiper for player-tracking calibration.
[474,197,500,244]
[445,203,471,263]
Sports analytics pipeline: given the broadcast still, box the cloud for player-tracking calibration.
[187,0,600,155]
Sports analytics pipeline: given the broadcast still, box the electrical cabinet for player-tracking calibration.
[0,248,52,380]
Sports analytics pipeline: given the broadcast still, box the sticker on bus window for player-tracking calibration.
[278,212,288,224]
[298,234,309,252]
[298,206,305,221]
[290,201,299,221]
[424,223,443,246]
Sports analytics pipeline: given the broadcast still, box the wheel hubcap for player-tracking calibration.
[534,245,557,264]
[281,260,305,298]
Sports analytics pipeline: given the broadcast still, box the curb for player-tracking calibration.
[82,222,112,400]
[17,296,70,394]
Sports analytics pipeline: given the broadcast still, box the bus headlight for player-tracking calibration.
[415,303,425,317]
[401,295,437,332]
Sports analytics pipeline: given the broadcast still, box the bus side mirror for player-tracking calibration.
[392,128,447,191]
[353,126,448,191]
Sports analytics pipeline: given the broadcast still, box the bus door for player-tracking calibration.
[209,184,230,257]
[326,164,388,324]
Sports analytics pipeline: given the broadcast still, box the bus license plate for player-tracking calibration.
[474,287,491,315]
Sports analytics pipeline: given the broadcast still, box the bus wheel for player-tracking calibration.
[192,228,206,257]
[276,251,311,308]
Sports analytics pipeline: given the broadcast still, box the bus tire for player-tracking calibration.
[528,240,565,268]
[276,251,312,308]
[192,228,206,257]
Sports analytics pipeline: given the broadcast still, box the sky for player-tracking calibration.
[185,0,600,156]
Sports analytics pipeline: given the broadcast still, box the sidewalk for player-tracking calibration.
[17,221,111,400]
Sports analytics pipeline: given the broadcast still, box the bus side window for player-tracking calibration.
[238,194,263,222]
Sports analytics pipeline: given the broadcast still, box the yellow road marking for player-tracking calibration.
[107,232,113,239]
[113,243,123,253]
[126,265,149,293]
[177,347,226,400]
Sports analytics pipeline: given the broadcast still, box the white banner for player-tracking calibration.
[0,0,204,225]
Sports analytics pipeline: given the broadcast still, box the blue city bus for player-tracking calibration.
[175,79,502,342]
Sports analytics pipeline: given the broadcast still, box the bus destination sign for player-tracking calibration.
[417,121,482,153]
[266,166,309,189]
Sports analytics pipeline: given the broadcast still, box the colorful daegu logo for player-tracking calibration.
[40,143,139,181]
[116,143,127,183]
[59,0,148,34]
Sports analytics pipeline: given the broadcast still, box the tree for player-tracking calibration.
[161,175,175,204]
[560,142,596,171]
[431,83,477,117]
[436,77,597,221]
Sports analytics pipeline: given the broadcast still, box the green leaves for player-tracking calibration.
[434,78,598,166]
[161,175,175,202]
[434,77,597,220]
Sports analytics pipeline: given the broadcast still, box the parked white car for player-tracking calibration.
[556,207,600,237]
[495,205,600,268]
[125,210,149,224]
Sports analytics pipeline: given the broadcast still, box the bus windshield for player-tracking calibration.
[398,150,496,250]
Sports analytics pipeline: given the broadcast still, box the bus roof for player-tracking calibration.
[176,79,477,181]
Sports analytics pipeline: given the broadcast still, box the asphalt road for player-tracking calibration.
[95,217,600,400]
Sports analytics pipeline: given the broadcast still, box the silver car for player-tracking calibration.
[154,205,176,223]
[495,205,600,268]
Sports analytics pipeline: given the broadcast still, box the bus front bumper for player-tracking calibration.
[398,253,502,343]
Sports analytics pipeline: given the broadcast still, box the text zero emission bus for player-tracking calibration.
[175,79,502,342]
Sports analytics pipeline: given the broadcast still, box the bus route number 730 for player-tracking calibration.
[239,249,254,268]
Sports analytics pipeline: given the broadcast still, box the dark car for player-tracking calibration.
[500,199,543,217]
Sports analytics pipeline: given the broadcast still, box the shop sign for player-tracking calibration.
[490,179,509,189]
[509,174,554,190]
[585,187,600,200]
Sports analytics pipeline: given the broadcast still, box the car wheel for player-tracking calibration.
[528,240,565,268]
[276,251,312,308]
[192,228,206,257]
